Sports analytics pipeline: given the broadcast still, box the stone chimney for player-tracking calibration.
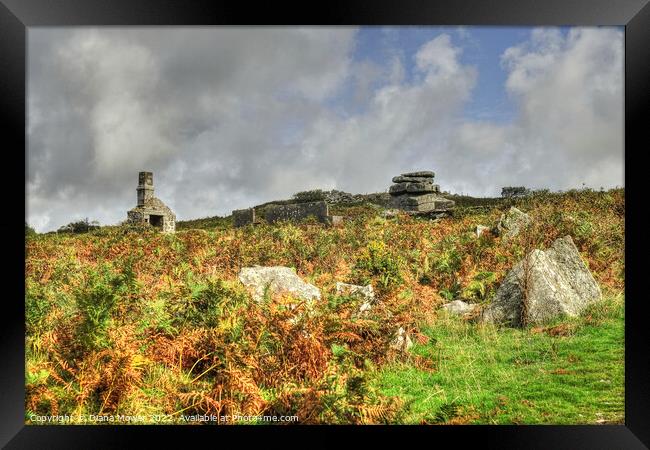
[137,171,154,206]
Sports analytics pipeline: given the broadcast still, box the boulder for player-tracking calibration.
[476,225,491,238]
[391,194,455,212]
[406,182,438,193]
[389,182,439,195]
[380,209,401,218]
[389,183,409,195]
[401,170,435,178]
[336,282,375,301]
[400,193,450,207]
[329,215,344,226]
[496,207,531,239]
[389,327,413,353]
[482,236,602,327]
[392,175,433,184]
[337,282,375,317]
[357,301,373,316]
[238,266,321,303]
[403,201,454,213]
[442,300,478,316]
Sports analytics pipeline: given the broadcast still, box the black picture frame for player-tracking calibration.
[2,0,648,447]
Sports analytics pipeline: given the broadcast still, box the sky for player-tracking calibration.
[27,26,624,232]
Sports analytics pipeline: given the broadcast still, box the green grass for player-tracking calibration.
[373,294,624,424]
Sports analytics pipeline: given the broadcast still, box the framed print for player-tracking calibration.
[2,0,649,447]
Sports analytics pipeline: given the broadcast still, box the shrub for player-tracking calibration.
[25,222,37,238]
[25,280,52,336]
[74,264,126,351]
[433,247,462,274]
[167,275,247,329]
[58,218,100,234]
[440,282,462,301]
[501,186,530,198]
[118,221,155,235]
[354,240,403,291]
[461,271,497,301]
[292,189,326,203]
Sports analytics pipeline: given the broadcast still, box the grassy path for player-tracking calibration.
[374,295,624,424]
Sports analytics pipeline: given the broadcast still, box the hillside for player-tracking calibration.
[174,190,508,231]
[25,188,624,424]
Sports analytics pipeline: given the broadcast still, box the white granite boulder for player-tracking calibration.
[336,282,375,301]
[238,266,321,303]
[476,225,491,238]
[441,300,478,316]
[389,327,413,353]
[482,236,602,327]
[336,282,375,316]
[496,207,532,239]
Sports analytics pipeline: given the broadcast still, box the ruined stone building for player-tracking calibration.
[127,172,176,233]
[232,201,343,227]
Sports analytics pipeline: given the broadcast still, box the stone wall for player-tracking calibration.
[263,201,330,224]
[232,203,342,227]
[233,208,256,227]
[162,216,175,233]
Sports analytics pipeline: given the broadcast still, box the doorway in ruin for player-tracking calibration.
[150,215,164,229]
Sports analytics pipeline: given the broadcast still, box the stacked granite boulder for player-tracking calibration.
[389,171,455,215]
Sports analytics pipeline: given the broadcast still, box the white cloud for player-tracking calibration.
[27,27,359,231]
[498,27,624,190]
[415,34,463,77]
[27,27,623,232]
[280,33,477,195]
[432,27,623,196]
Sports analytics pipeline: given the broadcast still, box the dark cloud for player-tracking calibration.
[27,27,623,232]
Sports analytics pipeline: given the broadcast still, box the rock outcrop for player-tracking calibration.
[388,171,455,216]
[389,327,413,353]
[475,225,491,238]
[496,207,531,239]
[482,235,602,327]
[336,282,375,301]
[441,300,478,316]
[238,266,321,303]
[336,282,375,316]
